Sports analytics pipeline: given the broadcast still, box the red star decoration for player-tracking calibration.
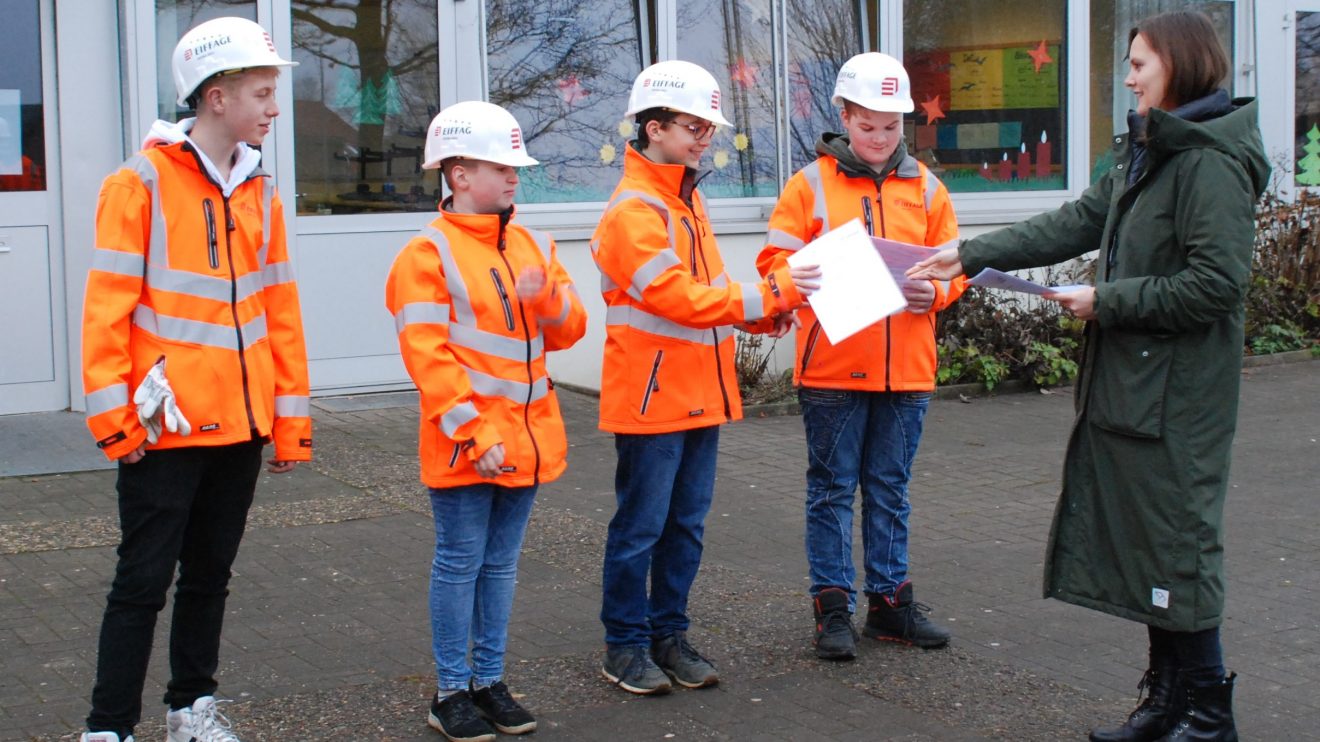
[920,95,945,125]
[1028,40,1054,74]
[730,59,759,89]
[557,76,589,106]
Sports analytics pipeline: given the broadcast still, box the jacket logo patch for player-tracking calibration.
[893,198,923,209]
[199,423,220,432]
[688,409,704,417]
[299,438,313,447]
[1151,587,1170,609]
[850,372,867,379]
[96,431,127,449]
[499,465,518,473]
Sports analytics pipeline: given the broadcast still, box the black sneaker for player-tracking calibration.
[601,644,673,695]
[471,681,537,735]
[813,587,858,660]
[651,631,719,688]
[428,690,496,742]
[862,581,951,649]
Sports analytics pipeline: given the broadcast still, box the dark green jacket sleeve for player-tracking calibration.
[960,176,1113,276]
[1093,150,1254,333]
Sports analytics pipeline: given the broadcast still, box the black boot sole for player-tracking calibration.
[862,626,950,649]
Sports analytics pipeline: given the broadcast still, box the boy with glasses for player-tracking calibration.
[591,60,819,695]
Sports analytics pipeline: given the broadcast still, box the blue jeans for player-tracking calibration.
[600,426,719,647]
[799,388,930,609]
[428,483,537,691]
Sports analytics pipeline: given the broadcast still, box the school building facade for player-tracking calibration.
[1,0,1314,415]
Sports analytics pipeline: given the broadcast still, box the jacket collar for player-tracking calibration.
[815,132,920,182]
[144,118,265,197]
[438,199,514,245]
[624,143,705,204]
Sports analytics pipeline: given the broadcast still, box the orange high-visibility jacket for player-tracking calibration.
[83,139,312,462]
[592,145,802,434]
[385,207,587,489]
[757,148,966,391]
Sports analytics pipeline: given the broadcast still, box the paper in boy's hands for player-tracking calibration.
[787,218,907,344]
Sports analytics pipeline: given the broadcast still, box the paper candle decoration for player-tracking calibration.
[1036,131,1051,179]
[999,152,1012,181]
[1017,142,1030,181]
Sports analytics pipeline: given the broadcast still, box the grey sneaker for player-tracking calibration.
[601,644,673,695]
[651,631,719,688]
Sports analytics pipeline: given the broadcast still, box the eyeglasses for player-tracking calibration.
[665,119,718,141]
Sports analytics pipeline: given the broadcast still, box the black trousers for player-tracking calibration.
[86,440,262,736]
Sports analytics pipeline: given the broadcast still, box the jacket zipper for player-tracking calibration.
[800,321,822,374]
[874,184,894,392]
[496,219,542,484]
[489,268,516,331]
[680,217,699,277]
[640,350,664,415]
[448,443,461,468]
[690,213,732,418]
[223,196,257,433]
[203,199,219,269]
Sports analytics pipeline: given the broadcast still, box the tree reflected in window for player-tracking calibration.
[486,0,648,204]
[291,1,439,215]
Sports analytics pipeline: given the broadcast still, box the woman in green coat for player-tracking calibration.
[911,11,1268,742]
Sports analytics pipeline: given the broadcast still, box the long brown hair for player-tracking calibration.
[1128,11,1230,109]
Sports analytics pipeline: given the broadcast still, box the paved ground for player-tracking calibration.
[0,360,1315,741]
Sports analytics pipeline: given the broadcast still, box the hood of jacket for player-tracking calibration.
[142,118,264,197]
[815,132,917,184]
[1138,92,1270,198]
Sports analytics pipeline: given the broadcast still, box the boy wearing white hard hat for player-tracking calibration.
[591,61,818,695]
[756,52,966,661]
[385,100,586,741]
[79,17,308,742]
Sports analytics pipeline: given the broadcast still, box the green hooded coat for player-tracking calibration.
[959,95,1270,630]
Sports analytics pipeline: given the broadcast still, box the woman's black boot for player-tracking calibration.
[1089,665,1183,742]
[1156,673,1238,742]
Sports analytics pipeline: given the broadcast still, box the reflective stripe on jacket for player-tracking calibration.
[385,207,587,489]
[757,153,965,391]
[592,145,802,434]
[83,141,311,461]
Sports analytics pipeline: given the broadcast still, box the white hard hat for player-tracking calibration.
[172,17,296,107]
[423,101,538,169]
[625,60,732,127]
[832,53,913,113]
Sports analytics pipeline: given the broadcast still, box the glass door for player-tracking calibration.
[0,0,66,414]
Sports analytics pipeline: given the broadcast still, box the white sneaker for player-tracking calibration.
[81,733,134,742]
[166,696,240,742]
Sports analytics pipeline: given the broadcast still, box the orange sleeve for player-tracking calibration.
[595,200,800,328]
[527,237,588,352]
[757,173,818,278]
[82,172,151,460]
[260,190,313,461]
[924,175,968,312]
[385,237,502,459]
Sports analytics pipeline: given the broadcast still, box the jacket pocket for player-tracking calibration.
[1088,330,1174,439]
[489,268,515,330]
[639,350,664,415]
[203,199,219,269]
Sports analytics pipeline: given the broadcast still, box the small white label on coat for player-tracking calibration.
[1152,588,1170,609]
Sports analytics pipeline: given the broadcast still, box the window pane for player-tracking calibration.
[155,1,258,122]
[291,1,439,216]
[904,0,1068,193]
[786,0,864,173]
[1088,1,1234,183]
[0,0,45,192]
[676,0,779,198]
[487,0,647,204]
[1295,11,1320,188]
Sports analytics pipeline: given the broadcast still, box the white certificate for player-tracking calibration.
[787,218,907,344]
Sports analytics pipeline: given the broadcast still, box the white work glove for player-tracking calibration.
[133,356,191,444]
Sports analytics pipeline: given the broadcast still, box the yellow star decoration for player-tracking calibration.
[618,120,634,138]
[733,133,749,151]
[600,143,617,164]
[713,150,731,169]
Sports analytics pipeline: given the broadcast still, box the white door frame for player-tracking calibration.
[0,0,67,415]
[1258,1,1320,200]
